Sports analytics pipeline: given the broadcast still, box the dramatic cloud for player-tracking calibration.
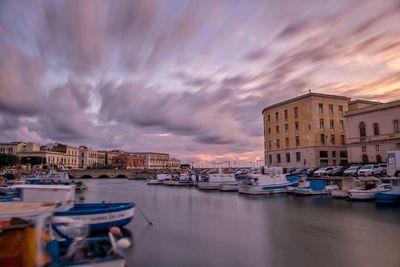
[0,0,400,164]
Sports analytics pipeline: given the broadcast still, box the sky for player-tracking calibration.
[0,0,399,166]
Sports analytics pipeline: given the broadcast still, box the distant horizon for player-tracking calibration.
[1,1,399,164]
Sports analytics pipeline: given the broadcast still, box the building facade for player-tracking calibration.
[168,158,182,169]
[131,152,170,169]
[0,142,40,155]
[78,146,98,169]
[41,143,79,169]
[96,151,107,167]
[112,154,145,169]
[262,93,350,168]
[346,100,400,164]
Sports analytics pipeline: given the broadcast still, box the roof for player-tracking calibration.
[0,201,57,215]
[345,99,400,116]
[350,99,382,105]
[262,92,350,113]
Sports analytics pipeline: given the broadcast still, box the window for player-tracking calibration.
[332,151,336,157]
[340,135,345,145]
[295,121,299,132]
[294,107,298,119]
[320,134,325,145]
[359,122,366,139]
[268,128,271,135]
[285,138,289,148]
[320,119,324,130]
[268,140,272,150]
[340,151,348,158]
[320,151,328,158]
[275,112,279,122]
[285,124,289,134]
[276,139,280,149]
[339,120,344,132]
[338,105,343,116]
[269,154,272,164]
[373,123,379,136]
[296,152,301,162]
[267,114,270,122]
[319,103,323,115]
[375,145,380,151]
[394,120,399,133]
[376,155,382,163]
[329,104,333,116]
[330,135,335,145]
[277,154,281,163]
[284,110,288,121]
[276,125,280,135]
[296,136,300,147]
[362,155,368,163]
[362,146,366,152]
[397,143,400,149]
[330,120,335,131]
[286,153,291,163]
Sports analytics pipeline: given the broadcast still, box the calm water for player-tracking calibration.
[80,179,400,267]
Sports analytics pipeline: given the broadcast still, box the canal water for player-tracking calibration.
[80,179,400,267]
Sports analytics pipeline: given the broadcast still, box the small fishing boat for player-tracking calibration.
[293,180,329,195]
[197,169,238,190]
[163,173,195,186]
[219,183,239,192]
[286,177,309,194]
[348,177,390,200]
[0,202,130,267]
[147,174,172,185]
[375,178,400,204]
[238,167,298,195]
[13,184,135,231]
[25,170,88,192]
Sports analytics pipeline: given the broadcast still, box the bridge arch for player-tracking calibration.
[81,175,93,179]
[97,175,110,178]
[115,174,128,178]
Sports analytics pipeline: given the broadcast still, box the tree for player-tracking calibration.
[0,154,17,167]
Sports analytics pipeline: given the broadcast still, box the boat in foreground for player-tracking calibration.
[0,202,129,267]
[13,184,135,231]
[25,170,88,192]
[375,178,400,204]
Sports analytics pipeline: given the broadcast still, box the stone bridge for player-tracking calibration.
[67,169,156,179]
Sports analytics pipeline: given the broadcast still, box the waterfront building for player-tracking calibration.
[112,154,145,169]
[346,99,400,164]
[130,152,170,169]
[0,142,40,155]
[168,158,181,169]
[262,93,350,168]
[79,145,98,169]
[41,143,79,169]
[96,150,107,167]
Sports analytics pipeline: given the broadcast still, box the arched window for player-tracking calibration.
[373,123,379,136]
[362,154,369,163]
[376,154,382,163]
[394,120,400,133]
[359,122,366,138]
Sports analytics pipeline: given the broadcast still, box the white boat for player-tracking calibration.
[238,167,298,195]
[376,178,400,204]
[348,183,391,200]
[147,174,172,185]
[293,180,329,195]
[12,184,135,231]
[286,178,310,194]
[163,173,195,186]
[331,177,365,199]
[26,170,88,191]
[219,183,239,192]
[197,169,238,190]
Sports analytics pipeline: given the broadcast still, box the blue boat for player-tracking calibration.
[13,184,135,231]
[293,180,329,195]
[375,178,400,204]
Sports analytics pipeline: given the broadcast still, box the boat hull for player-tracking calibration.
[54,203,135,231]
[348,190,376,200]
[163,180,194,186]
[238,181,297,195]
[375,192,400,204]
[197,182,221,190]
[219,184,238,192]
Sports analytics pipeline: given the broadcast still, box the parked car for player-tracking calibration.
[378,163,387,175]
[304,167,318,176]
[327,166,347,176]
[343,165,361,176]
[357,164,383,176]
[313,167,334,176]
[286,168,298,175]
[292,168,307,175]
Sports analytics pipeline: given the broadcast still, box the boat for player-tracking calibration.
[348,177,390,201]
[163,172,195,186]
[13,184,135,231]
[293,180,329,195]
[25,170,88,192]
[147,173,172,185]
[0,201,129,267]
[331,177,363,198]
[375,178,400,204]
[238,167,299,195]
[286,176,309,194]
[197,169,238,190]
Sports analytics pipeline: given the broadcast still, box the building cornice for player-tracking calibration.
[345,99,400,117]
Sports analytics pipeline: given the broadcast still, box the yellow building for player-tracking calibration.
[262,93,350,168]
[131,152,170,169]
